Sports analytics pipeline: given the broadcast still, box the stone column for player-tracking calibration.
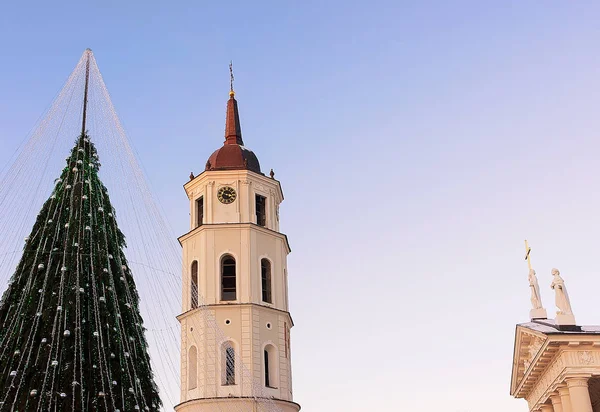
[566,376,593,412]
[550,392,563,412]
[557,385,572,412]
[540,404,554,412]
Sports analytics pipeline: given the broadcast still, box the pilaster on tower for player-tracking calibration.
[176,81,300,412]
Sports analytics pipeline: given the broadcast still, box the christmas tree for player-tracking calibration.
[0,52,161,412]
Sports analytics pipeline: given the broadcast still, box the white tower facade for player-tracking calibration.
[175,90,300,412]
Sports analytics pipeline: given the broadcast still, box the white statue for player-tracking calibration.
[551,268,573,315]
[524,241,547,320]
[528,269,543,310]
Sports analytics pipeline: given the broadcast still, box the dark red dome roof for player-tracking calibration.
[206,144,261,174]
[204,92,262,175]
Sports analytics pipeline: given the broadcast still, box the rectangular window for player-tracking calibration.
[256,194,266,227]
[285,323,289,359]
[191,261,199,309]
[221,257,237,301]
[196,197,204,227]
[261,259,272,303]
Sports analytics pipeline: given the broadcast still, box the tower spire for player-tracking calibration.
[81,48,91,136]
[225,61,243,145]
[204,64,262,173]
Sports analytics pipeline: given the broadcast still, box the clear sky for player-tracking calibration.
[2,1,600,411]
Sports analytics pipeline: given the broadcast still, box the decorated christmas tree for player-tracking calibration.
[0,51,161,411]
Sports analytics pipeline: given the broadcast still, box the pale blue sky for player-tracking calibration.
[3,1,600,411]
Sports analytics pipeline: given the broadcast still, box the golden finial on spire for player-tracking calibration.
[524,239,532,271]
[229,61,235,97]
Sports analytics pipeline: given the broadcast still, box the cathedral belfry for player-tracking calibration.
[175,74,301,412]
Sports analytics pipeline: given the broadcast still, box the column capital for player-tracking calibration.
[540,404,554,412]
[550,392,563,412]
[556,384,572,412]
[550,392,562,402]
[565,375,592,389]
[565,374,593,412]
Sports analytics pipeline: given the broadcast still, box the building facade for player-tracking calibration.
[511,320,600,412]
[510,264,600,412]
[175,88,300,412]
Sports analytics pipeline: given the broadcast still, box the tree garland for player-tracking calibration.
[0,133,161,411]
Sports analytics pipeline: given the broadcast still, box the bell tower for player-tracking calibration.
[175,82,301,412]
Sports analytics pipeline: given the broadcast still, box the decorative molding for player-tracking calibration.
[579,351,594,365]
[526,347,600,409]
[216,181,236,188]
[522,335,545,375]
[528,353,565,410]
[529,337,544,359]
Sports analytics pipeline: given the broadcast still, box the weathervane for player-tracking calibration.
[229,61,235,96]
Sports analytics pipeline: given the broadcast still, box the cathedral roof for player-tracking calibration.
[518,319,600,334]
[205,91,262,174]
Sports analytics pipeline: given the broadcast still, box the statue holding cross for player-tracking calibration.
[525,240,547,320]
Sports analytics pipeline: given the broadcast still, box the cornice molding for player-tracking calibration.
[174,396,301,411]
[177,302,295,326]
[178,222,291,253]
[184,169,284,201]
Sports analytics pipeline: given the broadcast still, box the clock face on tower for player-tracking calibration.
[217,186,237,204]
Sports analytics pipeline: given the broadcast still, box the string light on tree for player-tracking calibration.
[0,49,161,412]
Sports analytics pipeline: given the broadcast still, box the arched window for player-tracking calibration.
[191,261,199,309]
[222,341,236,385]
[221,255,236,301]
[261,259,272,303]
[264,344,278,388]
[188,345,198,390]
